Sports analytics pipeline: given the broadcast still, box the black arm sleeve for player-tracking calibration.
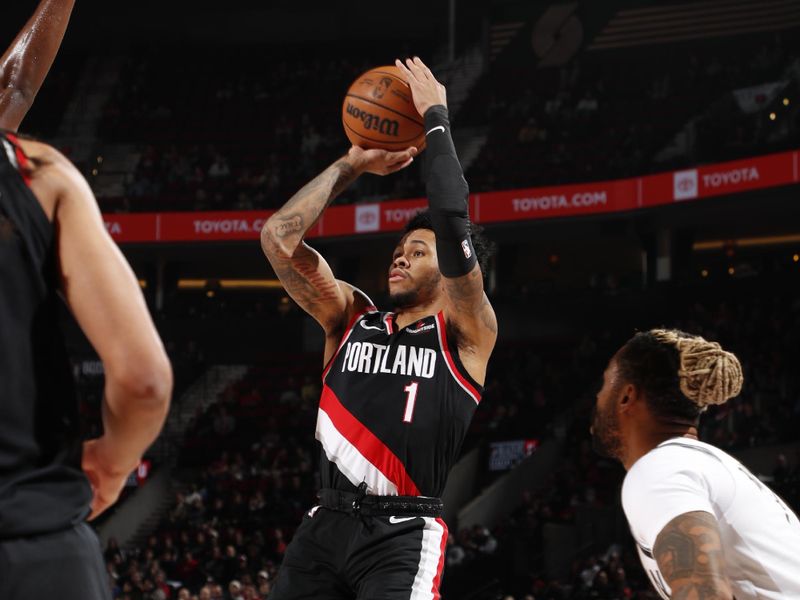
[423,105,478,278]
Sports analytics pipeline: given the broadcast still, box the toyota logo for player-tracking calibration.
[359,212,377,224]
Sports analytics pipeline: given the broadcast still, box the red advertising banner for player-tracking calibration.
[103,213,158,243]
[475,177,640,224]
[102,150,799,244]
[643,150,798,206]
[160,211,271,242]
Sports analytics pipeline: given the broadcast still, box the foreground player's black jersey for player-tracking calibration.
[317,309,483,498]
[0,133,90,538]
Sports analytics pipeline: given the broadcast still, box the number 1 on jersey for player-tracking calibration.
[403,382,419,423]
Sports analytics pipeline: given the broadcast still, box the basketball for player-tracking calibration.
[342,65,426,152]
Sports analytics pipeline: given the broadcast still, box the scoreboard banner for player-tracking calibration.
[103,149,799,243]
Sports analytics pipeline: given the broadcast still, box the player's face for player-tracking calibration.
[591,358,625,461]
[388,228,442,309]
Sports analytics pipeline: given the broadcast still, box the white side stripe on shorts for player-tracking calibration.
[409,517,445,600]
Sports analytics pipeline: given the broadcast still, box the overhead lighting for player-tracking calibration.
[783,98,790,106]
[178,279,207,289]
[693,234,800,251]
[220,279,283,289]
[794,254,799,263]
[701,269,708,278]
[177,279,283,290]
[728,267,735,275]
[769,112,777,121]
[138,279,147,289]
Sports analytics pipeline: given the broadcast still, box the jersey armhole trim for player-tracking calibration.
[435,311,482,404]
[321,307,376,382]
[4,133,32,187]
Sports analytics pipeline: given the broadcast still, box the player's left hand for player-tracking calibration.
[348,145,417,176]
[82,437,137,520]
[394,57,447,117]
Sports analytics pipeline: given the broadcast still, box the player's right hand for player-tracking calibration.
[348,145,417,176]
[82,437,138,520]
[394,57,447,117]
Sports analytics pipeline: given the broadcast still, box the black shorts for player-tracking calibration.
[270,507,448,600]
[0,522,110,600]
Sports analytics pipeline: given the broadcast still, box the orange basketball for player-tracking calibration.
[342,66,426,152]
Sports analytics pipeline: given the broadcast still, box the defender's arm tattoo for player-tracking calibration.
[653,511,734,600]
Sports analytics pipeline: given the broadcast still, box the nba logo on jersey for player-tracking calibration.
[461,239,472,259]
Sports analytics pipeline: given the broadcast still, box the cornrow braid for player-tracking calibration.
[650,329,743,409]
[615,329,743,422]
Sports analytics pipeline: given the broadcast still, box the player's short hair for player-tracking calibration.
[615,329,743,421]
[402,209,494,275]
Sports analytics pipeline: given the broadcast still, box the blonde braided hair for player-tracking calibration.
[650,329,743,409]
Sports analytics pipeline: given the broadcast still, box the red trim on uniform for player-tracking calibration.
[319,385,421,496]
[5,133,31,187]
[321,307,375,381]
[431,517,449,599]
[435,312,482,403]
[384,312,396,334]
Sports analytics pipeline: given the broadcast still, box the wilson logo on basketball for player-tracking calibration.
[345,103,400,137]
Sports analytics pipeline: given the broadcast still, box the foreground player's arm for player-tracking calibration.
[396,58,497,362]
[29,143,172,518]
[261,147,415,358]
[0,0,76,131]
[653,511,734,600]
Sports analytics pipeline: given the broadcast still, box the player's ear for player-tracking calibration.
[619,383,637,410]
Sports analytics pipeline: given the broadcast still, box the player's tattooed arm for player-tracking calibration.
[262,147,413,334]
[653,511,734,600]
[261,158,359,332]
[443,267,497,341]
[441,266,497,387]
[0,0,76,131]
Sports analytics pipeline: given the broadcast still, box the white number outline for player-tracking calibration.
[402,381,419,423]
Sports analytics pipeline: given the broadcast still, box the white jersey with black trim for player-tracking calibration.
[622,437,800,599]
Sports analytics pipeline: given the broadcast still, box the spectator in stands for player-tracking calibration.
[208,154,231,180]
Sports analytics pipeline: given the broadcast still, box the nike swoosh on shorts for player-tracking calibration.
[388,516,418,524]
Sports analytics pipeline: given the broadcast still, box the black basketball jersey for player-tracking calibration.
[0,133,91,539]
[317,308,483,498]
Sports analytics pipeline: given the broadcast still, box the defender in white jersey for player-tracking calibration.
[591,328,800,600]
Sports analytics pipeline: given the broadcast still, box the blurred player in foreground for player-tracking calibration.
[0,133,172,597]
[1,0,76,131]
[261,57,497,599]
[592,329,800,599]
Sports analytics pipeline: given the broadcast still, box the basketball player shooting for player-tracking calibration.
[591,329,800,599]
[260,56,497,599]
[0,0,76,131]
